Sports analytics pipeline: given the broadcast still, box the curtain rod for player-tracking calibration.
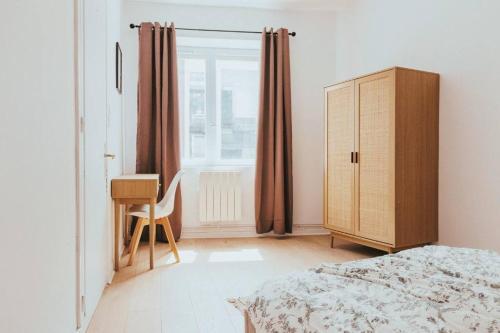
[129,24,296,37]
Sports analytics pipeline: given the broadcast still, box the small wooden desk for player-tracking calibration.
[111,174,159,271]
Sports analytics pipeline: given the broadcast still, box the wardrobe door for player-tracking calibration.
[324,81,355,234]
[355,70,395,244]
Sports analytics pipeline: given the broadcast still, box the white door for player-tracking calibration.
[82,0,109,325]
[105,0,123,275]
[77,0,122,329]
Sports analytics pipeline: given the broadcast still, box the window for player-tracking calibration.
[178,37,260,165]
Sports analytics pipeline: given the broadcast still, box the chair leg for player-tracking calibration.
[160,217,180,263]
[128,218,147,266]
[330,234,334,249]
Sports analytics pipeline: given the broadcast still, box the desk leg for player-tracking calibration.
[125,204,131,248]
[114,200,120,271]
[149,199,155,269]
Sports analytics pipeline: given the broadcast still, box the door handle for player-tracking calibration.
[104,153,116,160]
[350,152,359,163]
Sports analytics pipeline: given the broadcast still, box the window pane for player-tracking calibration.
[217,60,259,160]
[178,37,260,165]
[182,58,207,159]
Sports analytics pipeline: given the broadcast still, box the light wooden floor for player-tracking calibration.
[87,235,382,333]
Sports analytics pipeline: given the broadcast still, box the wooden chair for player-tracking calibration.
[127,170,184,266]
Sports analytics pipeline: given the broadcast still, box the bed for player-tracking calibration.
[229,246,500,332]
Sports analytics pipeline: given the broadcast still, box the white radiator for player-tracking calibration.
[199,171,242,224]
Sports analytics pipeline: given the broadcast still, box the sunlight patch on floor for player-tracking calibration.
[164,250,198,264]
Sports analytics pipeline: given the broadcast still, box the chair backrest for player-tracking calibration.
[157,169,185,217]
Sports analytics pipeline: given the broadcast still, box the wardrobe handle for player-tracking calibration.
[355,152,359,163]
[351,152,354,163]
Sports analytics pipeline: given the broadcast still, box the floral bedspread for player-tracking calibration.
[229,246,500,332]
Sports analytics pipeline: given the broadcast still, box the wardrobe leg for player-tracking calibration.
[330,234,334,248]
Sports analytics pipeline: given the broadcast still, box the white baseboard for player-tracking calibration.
[181,223,328,239]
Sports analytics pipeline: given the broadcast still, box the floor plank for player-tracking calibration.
[86,235,382,333]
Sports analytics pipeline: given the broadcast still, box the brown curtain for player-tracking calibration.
[255,28,293,234]
[136,22,182,241]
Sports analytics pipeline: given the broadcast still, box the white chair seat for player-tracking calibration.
[127,204,164,219]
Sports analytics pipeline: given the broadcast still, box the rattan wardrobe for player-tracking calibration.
[324,67,439,253]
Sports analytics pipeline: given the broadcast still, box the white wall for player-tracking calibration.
[0,1,77,332]
[335,0,500,252]
[122,1,336,234]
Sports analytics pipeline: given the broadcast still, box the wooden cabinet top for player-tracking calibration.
[111,174,159,199]
[112,174,159,181]
[324,66,439,89]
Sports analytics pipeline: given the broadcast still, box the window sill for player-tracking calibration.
[181,160,255,169]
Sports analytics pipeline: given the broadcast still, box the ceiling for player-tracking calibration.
[129,0,351,11]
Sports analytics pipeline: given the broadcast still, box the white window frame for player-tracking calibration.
[178,37,260,167]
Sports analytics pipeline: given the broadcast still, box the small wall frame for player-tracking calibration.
[115,42,122,94]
